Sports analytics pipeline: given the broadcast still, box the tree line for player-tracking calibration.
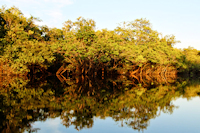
[0,6,200,77]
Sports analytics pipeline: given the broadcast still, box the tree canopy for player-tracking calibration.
[0,6,199,76]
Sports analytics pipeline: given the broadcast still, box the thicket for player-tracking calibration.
[0,6,200,76]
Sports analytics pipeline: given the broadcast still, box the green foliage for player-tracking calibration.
[1,6,200,132]
[179,47,200,73]
[0,6,198,75]
[0,6,56,73]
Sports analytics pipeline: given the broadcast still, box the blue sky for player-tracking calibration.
[1,0,200,50]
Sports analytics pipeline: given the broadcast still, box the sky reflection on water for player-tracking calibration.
[30,97,200,133]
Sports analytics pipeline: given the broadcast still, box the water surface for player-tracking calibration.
[29,97,200,133]
[1,75,200,133]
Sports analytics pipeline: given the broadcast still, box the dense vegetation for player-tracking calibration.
[1,6,200,133]
[1,6,200,77]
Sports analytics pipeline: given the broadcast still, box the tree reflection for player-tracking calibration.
[0,74,200,132]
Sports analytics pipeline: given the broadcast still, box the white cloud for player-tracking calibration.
[3,0,73,6]
[2,0,75,28]
[43,0,73,6]
[2,0,40,6]
[45,10,64,27]
[48,10,63,18]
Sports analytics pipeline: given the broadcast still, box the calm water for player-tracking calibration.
[1,75,200,133]
[30,97,200,133]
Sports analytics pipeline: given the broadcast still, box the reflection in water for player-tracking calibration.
[0,73,200,133]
